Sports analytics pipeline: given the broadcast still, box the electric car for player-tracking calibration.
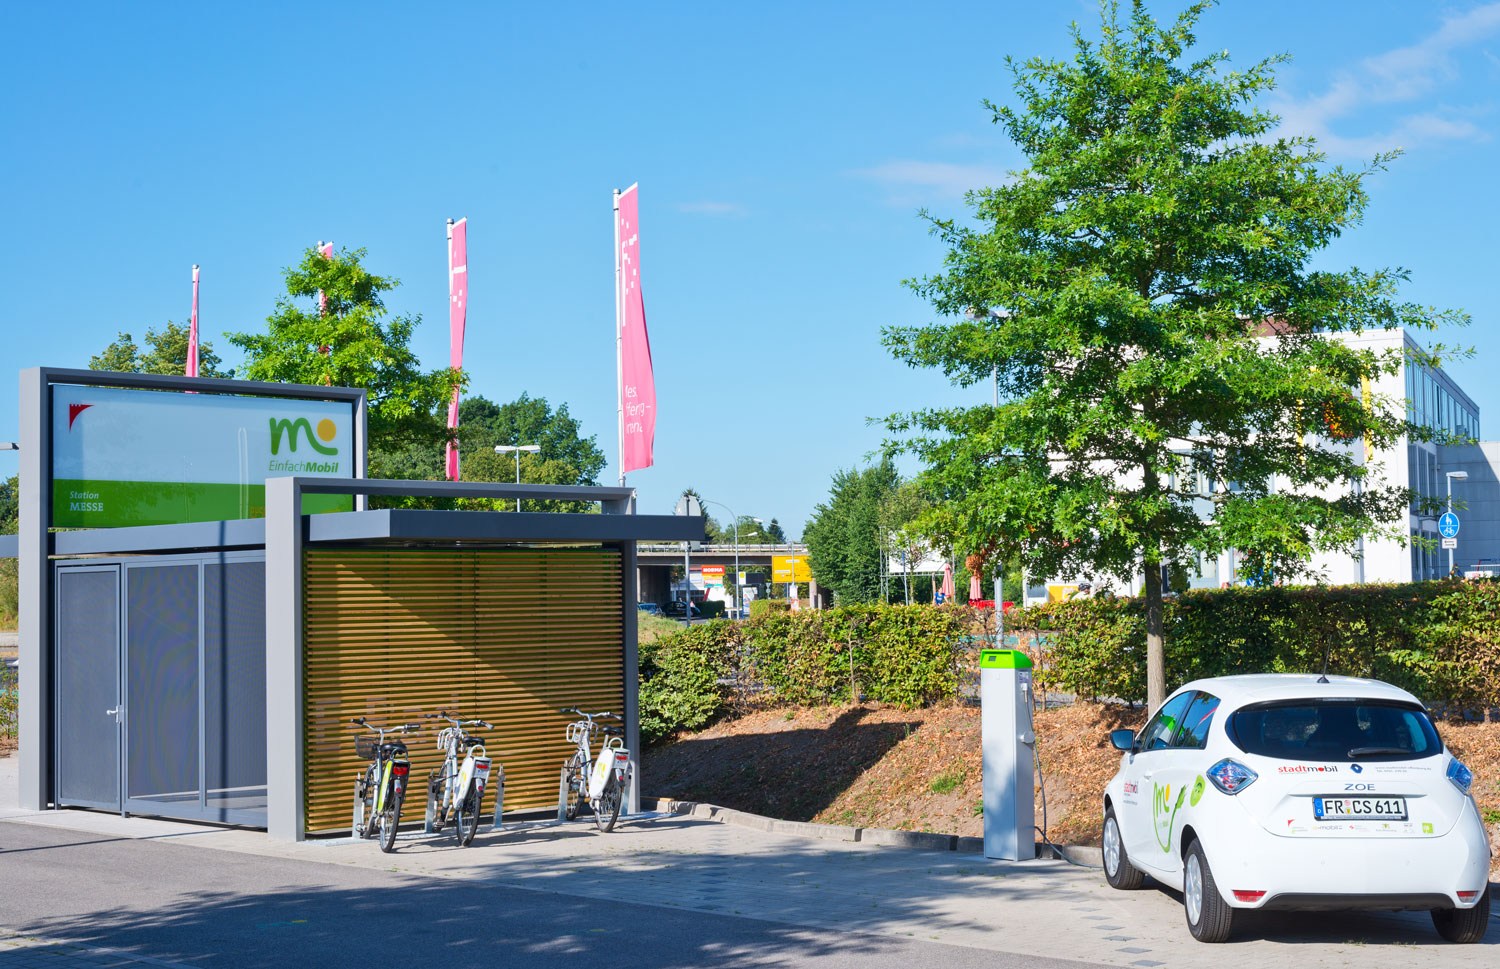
[1100,674,1493,943]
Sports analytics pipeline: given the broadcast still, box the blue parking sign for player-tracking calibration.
[1439,512,1460,539]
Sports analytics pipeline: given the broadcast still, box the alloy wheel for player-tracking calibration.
[1185,853,1204,925]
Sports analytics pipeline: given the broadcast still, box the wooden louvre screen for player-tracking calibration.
[302,547,624,834]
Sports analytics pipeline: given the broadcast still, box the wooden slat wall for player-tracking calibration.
[302,547,623,833]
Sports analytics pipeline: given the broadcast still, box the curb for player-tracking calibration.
[653,798,1096,862]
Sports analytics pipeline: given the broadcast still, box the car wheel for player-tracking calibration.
[1102,808,1144,890]
[1183,839,1234,943]
[1431,886,1491,944]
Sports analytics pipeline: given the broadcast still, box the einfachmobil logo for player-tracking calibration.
[267,416,341,472]
[269,417,339,456]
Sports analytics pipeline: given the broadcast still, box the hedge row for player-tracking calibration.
[1009,579,1500,712]
[637,605,970,742]
[637,580,1500,742]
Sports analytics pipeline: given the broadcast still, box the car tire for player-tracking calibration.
[1183,839,1234,943]
[1102,808,1144,890]
[1431,887,1491,944]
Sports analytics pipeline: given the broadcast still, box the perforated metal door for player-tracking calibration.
[56,566,121,810]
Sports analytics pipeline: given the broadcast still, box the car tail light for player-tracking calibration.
[1232,890,1266,903]
[1207,758,1258,795]
[1446,757,1473,795]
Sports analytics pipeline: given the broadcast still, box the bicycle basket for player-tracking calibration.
[355,735,380,759]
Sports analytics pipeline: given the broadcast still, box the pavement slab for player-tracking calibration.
[0,756,1494,967]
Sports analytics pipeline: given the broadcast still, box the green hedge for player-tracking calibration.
[637,604,971,741]
[1009,580,1500,711]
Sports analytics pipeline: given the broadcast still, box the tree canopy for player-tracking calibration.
[89,321,233,378]
[453,394,609,512]
[803,458,901,605]
[882,0,1465,707]
[228,246,462,467]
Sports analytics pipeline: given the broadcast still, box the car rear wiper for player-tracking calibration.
[1346,746,1411,757]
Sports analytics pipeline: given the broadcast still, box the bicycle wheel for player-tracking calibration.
[564,753,586,821]
[380,789,403,853]
[455,784,479,847]
[594,776,622,833]
[352,773,373,839]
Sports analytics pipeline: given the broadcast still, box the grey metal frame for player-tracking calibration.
[264,476,678,839]
[52,551,269,826]
[19,367,367,814]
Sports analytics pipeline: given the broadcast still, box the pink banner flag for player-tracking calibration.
[317,241,333,317]
[186,265,200,378]
[616,185,656,477]
[445,218,468,481]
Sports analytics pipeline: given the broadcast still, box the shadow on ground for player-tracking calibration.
[643,706,920,821]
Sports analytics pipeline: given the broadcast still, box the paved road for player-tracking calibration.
[0,822,1097,969]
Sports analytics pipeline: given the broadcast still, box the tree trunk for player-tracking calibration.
[1144,555,1165,712]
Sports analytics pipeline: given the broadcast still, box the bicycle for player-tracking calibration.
[350,717,423,852]
[557,707,633,833]
[422,711,500,847]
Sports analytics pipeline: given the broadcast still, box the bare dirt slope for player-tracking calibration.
[644,701,1500,872]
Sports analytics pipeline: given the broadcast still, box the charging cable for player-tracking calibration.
[1028,684,1102,869]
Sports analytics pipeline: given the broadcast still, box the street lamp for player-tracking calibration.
[494,444,541,511]
[1446,470,1468,577]
[699,498,742,618]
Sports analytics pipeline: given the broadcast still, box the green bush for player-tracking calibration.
[639,603,972,741]
[0,669,15,741]
[1009,580,1500,712]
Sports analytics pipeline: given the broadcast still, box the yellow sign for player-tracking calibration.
[1047,585,1078,603]
[772,555,811,583]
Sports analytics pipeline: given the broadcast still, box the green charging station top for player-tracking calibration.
[980,649,1033,669]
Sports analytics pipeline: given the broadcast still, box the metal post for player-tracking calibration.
[613,188,624,489]
[514,449,522,513]
[684,542,691,628]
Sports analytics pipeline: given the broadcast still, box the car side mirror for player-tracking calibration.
[1110,729,1136,752]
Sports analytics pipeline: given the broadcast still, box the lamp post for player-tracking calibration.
[1446,470,1468,577]
[493,444,541,511]
[699,498,741,618]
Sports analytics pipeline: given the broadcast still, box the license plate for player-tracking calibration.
[1313,796,1408,820]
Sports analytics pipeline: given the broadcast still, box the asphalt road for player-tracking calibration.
[0,821,1102,969]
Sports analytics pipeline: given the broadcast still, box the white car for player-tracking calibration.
[1101,673,1493,943]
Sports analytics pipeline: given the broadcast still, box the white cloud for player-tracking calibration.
[673,201,747,217]
[851,160,1012,204]
[1271,3,1500,156]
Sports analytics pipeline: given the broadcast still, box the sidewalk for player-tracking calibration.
[0,756,1493,968]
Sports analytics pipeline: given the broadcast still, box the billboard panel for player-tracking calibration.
[53,385,355,527]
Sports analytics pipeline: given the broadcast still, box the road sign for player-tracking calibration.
[1442,537,1457,550]
[1438,512,1460,539]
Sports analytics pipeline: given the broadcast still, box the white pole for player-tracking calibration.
[614,188,625,489]
[514,449,522,513]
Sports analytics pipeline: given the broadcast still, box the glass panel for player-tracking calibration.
[1139,692,1195,751]
[127,564,200,805]
[1228,701,1440,761]
[1175,693,1221,749]
[56,568,119,807]
[204,562,267,817]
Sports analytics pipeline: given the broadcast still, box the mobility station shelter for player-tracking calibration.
[16,368,700,839]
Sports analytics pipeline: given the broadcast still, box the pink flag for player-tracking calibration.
[186,265,200,378]
[616,184,656,477]
[445,218,468,481]
[317,241,333,317]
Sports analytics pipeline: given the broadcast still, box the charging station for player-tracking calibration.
[981,648,1035,860]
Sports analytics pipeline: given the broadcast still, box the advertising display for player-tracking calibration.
[52,385,355,527]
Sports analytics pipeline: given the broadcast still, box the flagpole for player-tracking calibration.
[187,264,200,378]
[447,218,457,481]
[614,188,625,489]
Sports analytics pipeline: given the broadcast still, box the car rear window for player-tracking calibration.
[1227,700,1441,762]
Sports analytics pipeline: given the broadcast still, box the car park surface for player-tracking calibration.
[1102,673,1493,943]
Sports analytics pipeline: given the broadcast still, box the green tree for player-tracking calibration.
[0,475,16,534]
[883,1,1460,708]
[89,321,233,377]
[803,459,901,605]
[456,394,607,484]
[228,246,462,463]
[764,518,788,543]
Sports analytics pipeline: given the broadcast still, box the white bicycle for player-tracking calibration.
[422,711,500,847]
[557,707,632,832]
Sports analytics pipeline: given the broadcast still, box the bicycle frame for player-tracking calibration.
[426,711,499,840]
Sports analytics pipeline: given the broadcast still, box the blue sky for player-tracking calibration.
[3,1,1498,538]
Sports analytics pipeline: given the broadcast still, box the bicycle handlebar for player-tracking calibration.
[348,717,422,734]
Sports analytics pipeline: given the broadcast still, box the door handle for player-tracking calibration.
[105,708,119,716]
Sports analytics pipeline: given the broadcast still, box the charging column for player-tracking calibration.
[981,648,1035,860]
